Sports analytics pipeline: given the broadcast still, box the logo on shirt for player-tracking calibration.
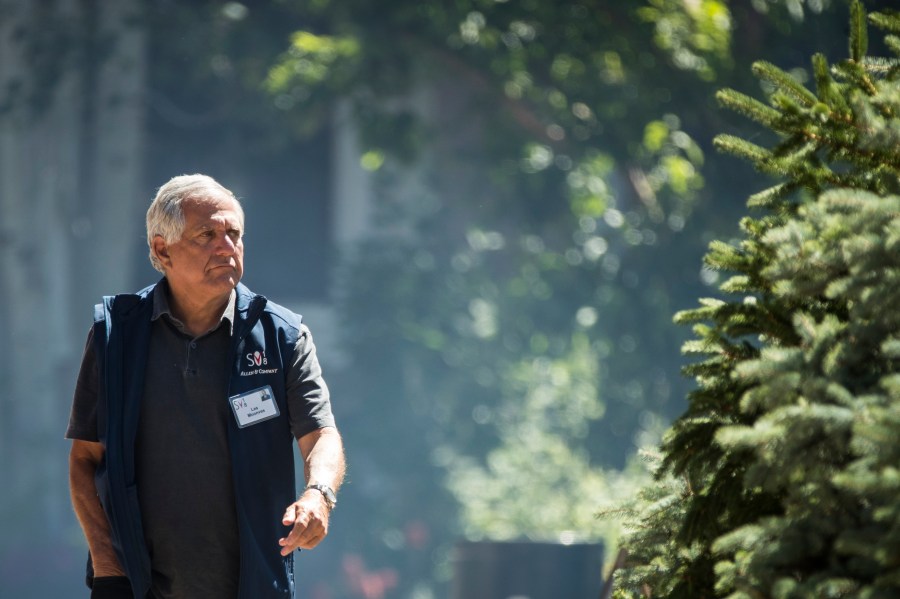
[240,349,279,377]
[247,350,268,367]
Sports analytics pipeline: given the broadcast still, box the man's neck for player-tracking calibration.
[166,285,232,337]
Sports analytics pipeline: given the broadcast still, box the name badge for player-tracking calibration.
[229,385,280,428]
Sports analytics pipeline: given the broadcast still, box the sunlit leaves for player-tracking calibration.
[639,116,706,213]
[521,142,554,173]
[360,149,385,171]
[221,2,248,21]
[751,0,832,21]
[567,151,614,218]
[459,11,488,46]
[444,334,648,543]
[637,0,732,80]
[550,53,586,82]
[266,31,360,90]
[597,51,626,85]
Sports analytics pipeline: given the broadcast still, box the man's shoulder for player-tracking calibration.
[107,282,158,301]
[262,297,304,330]
[236,283,303,330]
[93,282,159,322]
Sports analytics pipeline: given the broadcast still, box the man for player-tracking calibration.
[66,174,345,599]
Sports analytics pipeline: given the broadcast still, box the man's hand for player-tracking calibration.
[278,490,331,556]
[280,426,345,556]
[70,440,126,577]
[90,576,133,599]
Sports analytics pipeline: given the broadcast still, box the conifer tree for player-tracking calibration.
[612,3,900,597]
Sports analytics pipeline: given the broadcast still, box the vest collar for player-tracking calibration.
[233,282,268,341]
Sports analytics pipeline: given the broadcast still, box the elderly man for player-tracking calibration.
[66,174,345,599]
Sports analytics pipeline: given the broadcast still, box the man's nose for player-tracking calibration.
[214,233,238,254]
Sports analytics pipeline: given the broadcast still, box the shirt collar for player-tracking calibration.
[151,279,236,336]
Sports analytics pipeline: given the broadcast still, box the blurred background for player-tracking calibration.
[0,1,881,597]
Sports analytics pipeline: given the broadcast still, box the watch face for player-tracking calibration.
[310,484,336,507]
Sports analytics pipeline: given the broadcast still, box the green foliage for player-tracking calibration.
[614,3,900,597]
[270,2,772,593]
[306,0,729,527]
[445,334,650,546]
[850,0,869,62]
[256,1,882,594]
[637,0,733,81]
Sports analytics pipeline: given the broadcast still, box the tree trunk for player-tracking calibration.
[0,0,146,546]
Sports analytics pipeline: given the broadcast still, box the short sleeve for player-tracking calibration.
[65,327,100,441]
[285,323,335,440]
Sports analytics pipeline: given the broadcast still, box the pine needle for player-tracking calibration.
[752,61,819,107]
[849,1,868,63]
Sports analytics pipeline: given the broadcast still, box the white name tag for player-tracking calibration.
[229,385,280,428]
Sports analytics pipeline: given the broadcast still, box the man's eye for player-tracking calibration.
[228,230,242,241]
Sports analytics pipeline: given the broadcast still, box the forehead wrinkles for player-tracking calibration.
[184,197,244,231]
[194,213,241,228]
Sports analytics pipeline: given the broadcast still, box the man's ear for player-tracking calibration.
[152,235,173,268]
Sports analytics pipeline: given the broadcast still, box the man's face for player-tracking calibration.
[154,194,244,303]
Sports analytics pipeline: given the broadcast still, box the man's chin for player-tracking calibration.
[208,272,241,290]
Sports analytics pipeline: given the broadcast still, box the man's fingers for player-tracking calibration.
[278,509,327,555]
[282,504,297,526]
[279,505,310,543]
[279,523,313,556]
[284,517,320,547]
[279,529,323,555]
[279,496,331,555]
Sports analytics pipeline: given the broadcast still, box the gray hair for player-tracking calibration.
[146,174,244,273]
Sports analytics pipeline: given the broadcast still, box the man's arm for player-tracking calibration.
[69,440,126,577]
[278,427,346,556]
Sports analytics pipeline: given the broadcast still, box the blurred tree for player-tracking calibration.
[612,2,900,596]
[264,1,886,595]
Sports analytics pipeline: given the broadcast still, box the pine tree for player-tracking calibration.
[612,3,900,597]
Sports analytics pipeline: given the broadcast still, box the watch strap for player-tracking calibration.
[306,483,337,509]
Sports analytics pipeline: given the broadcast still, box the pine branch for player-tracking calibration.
[833,60,878,97]
[800,128,900,172]
[747,183,797,209]
[850,1,868,64]
[751,61,819,107]
[885,36,900,60]
[869,10,900,36]
[713,134,773,165]
[716,88,782,128]
[860,55,900,79]
[813,53,850,112]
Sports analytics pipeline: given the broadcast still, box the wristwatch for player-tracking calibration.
[306,483,337,510]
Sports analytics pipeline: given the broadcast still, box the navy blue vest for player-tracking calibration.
[92,281,300,598]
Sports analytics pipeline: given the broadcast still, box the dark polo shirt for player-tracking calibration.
[66,282,335,599]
